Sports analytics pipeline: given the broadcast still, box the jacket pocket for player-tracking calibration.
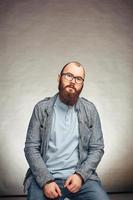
[39,125,47,140]
[81,123,93,149]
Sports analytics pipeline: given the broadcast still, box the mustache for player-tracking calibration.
[65,85,76,91]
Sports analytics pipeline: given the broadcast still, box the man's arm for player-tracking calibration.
[75,104,104,182]
[24,103,54,188]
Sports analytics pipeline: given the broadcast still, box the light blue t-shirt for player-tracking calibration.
[46,95,79,179]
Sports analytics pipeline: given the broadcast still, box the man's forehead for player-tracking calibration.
[63,63,85,77]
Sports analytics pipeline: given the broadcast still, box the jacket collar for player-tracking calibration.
[45,93,81,114]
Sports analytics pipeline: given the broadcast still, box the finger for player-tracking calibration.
[69,185,80,193]
[55,184,62,197]
[64,176,72,187]
[71,188,79,193]
[51,190,59,198]
[67,183,76,192]
[46,192,55,199]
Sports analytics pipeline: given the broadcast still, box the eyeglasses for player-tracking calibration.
[61,73,84,84]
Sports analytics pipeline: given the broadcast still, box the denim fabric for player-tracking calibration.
[27,178,109,200]
[24,93,104,192]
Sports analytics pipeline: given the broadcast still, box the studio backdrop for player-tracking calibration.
[0,0,133,196]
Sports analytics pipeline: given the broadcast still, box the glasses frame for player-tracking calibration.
[61,72,84,84]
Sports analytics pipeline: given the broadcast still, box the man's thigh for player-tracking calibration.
[27,178,65,200]
[68,179,110,200]
[27,178,46,200]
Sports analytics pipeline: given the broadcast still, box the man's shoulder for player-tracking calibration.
[79,97,98,113]
[38,97,51,104]
[80,97,95,107]
[34,95,56,110]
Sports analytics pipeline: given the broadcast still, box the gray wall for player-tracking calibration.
[0,0,133,195]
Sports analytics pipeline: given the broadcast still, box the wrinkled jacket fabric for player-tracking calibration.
[24,93,104,193]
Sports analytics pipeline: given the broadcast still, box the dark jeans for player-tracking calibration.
[27,178,109,200]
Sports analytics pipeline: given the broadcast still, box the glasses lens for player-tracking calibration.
[62,73,84,84]
[76,77,83,84]
[65,73,73,81]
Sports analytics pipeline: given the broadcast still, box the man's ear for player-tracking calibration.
[57,74,61,83]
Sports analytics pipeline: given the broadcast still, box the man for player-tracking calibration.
[24,61,109,200]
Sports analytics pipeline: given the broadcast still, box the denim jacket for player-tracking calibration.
[24,93,104,193]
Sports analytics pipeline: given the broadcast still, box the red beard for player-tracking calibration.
[58,79,83,106]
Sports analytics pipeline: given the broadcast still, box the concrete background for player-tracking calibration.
[0,0,133,195]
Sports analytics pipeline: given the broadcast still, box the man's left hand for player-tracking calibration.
[64,174,83,193]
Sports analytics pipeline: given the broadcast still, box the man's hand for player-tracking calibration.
[43,181,62,199]
[64,174,83,193]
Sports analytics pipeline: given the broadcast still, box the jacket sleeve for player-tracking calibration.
[24,104,54,188]
[75,103,104,182]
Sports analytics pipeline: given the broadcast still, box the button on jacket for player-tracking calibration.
[24,93,104,193]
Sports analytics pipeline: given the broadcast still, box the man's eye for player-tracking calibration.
[67,73,73,77]
[76,77,82,81]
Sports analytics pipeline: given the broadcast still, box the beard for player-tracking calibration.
[58,79,83,106]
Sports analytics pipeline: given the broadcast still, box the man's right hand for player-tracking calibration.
[43,181,62,199]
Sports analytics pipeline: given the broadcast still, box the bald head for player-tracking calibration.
[60,61,85,79]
